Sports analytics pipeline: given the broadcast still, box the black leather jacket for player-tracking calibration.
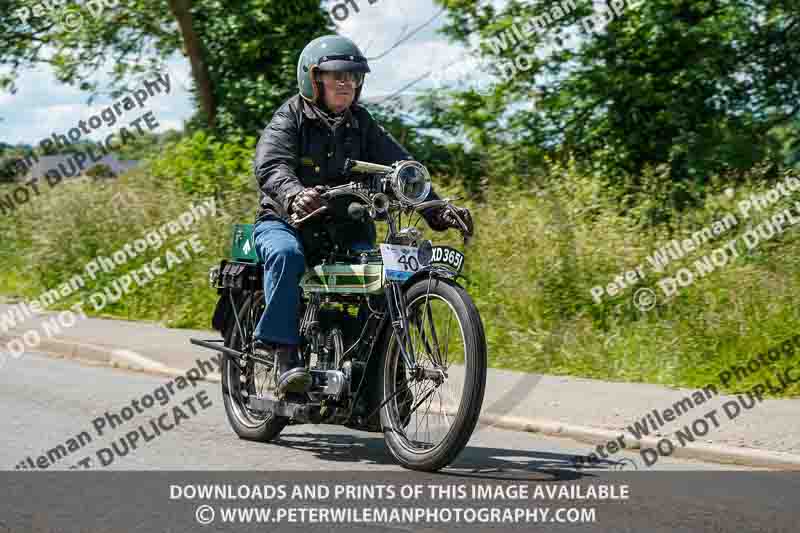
[253,95,446,237]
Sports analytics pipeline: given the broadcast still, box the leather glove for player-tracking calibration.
[429,205,474,236]
[290,186,326,218]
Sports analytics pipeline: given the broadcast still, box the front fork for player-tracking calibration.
[384,281,417,372]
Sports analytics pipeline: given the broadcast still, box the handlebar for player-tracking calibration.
[290,193,472,244]
[287,161,472,244]
[345,159,393,174]
[288,182,371,228]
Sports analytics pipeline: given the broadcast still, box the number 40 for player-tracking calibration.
[398,255,419,271]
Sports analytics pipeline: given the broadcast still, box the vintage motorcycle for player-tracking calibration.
[190,159,487,471]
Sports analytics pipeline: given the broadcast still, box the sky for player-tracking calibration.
[0,0,488,146]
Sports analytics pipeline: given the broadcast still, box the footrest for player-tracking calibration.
[189,338,244,361]
[248,396,321,423]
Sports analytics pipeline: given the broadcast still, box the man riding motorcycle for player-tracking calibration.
[252,35,473,397]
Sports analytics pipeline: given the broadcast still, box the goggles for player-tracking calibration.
[318,71,365,87]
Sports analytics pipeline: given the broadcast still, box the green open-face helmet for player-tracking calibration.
[297,35,371,106]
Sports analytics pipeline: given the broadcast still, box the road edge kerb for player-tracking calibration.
[479,413,800,470]
[7,335,800,470]
[0,334,222,384]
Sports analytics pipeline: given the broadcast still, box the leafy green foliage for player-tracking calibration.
[84,163,115,179]
[187,0,332,135]
[148,131,257,197]
[0,144,29,182]
[4,163,800,396]
[365,104,490,196]
[433,0,800,191]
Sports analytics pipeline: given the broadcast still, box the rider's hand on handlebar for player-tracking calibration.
[432,205,474,236]
[291,186,327,218]
[451,206,474,236]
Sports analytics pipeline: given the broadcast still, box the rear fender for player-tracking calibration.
[211,260,262,334]
[211,289,230,333]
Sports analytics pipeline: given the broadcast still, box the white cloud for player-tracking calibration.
[331,0,474,100]
[0,52,193,145]
[155,119,184,132]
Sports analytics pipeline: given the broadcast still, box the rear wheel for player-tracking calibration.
[379,277,487,471]
[221,291,288,441]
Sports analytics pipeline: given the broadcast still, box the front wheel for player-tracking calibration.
[379,276,487,471]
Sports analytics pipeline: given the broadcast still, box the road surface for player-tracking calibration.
[2,353,750,472]
[3,353,798,533]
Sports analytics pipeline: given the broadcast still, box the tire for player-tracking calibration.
[379,276,487,471]
[221,291,289,441]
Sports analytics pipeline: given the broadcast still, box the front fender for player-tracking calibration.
[400,265,466,290]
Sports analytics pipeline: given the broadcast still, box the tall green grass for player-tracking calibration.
[2,159,800,397]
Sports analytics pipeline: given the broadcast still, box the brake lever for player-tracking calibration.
[289,205,329,228]
[443,204,474,246]
[446,205,471,236]
[288,185,334,228]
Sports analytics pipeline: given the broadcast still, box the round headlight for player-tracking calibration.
[392,161,431,205]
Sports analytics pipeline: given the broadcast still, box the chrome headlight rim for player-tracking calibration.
[391,160,431,205]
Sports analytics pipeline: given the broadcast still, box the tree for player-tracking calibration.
[432,0,800,190]
[167,0,216,128]
[0,0,332,136]
[84,163,115,179]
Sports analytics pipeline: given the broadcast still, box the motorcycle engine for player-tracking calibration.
[313,307,361,369]
[300,296,383,430]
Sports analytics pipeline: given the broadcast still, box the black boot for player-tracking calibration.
[252,341,311,397]
[273,344,311,396]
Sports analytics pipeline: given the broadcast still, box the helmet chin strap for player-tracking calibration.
[309,65,322,104]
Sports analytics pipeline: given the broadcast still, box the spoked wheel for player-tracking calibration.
[379,277,487,471]
[221,291,288,441]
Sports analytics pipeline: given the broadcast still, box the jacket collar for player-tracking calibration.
[300,96,359,129]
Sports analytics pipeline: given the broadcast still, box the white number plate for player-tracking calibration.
[380,244,421,281]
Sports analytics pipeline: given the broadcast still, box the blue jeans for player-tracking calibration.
[253,216,373,346]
